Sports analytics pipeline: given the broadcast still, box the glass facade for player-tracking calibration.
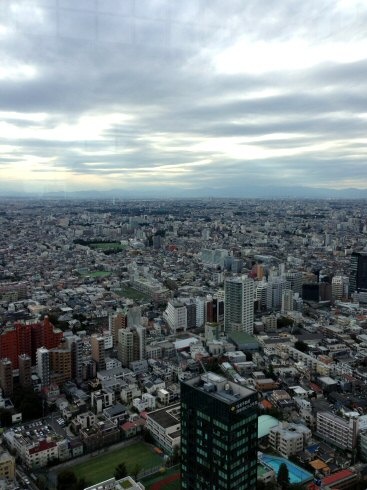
[350,252,367,293]
[181,376,258,490]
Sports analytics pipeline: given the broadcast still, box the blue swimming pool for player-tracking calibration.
[259,454,313,484]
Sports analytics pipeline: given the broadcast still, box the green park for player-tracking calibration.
[89,242,125,252]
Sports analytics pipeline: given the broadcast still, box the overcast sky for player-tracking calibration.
[1,0,367,196]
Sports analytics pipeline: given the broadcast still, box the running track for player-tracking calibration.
[150,472,180,490]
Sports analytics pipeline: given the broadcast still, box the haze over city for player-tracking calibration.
[1,0,367,197]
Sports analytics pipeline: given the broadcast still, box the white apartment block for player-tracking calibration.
[163,300,187,333]
[146,403,181,455]
[316,411,358,450]
[283,345,332,376]
[269,422,311,457]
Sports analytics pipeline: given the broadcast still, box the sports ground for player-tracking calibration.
[60,442,163,485]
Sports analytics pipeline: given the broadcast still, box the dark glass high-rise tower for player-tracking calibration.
[350,252,367,293]
[181,372,258,490]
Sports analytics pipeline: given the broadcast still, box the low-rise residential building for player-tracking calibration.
[79,418,120,452]
[103,403,129,426]
[0,449,15,480]
[3,423,73,469]
[91,388,115,413]
[121,417,146,439]
[120,381,141,405]
[132,393,156,412]
[146,403,181,455]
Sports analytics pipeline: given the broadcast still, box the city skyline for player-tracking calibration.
[1,1,367,196]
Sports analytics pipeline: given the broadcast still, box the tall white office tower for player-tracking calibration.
[224,276,254,334]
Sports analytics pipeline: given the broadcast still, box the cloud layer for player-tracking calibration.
[1,0,367,195]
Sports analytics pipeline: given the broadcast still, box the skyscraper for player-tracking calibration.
[181,372,258,490]
[224,276,254,334]
[350,252,367,294]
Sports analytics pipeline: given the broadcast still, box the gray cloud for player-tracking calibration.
[1,0,367,193]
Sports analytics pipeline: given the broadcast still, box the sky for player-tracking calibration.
[1,0,367,197]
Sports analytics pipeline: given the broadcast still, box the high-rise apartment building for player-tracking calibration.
[118,329,134,367]
[0,318,62,368]
[224,276,254,334]
[91,334,106,371]
[0,358,13,397]
[117,326,146,367]
[181,372,258,490]
[64,334,83,381]
[36,347,50,387]
[195,297,206,327]
[30,317,63,364]
[18,354,32,388]
[50,347,72,385]
[206,295,224,324]
[109,310,128,346]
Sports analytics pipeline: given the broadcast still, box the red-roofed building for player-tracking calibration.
[309,382,323,394]
[121,417,145,439]
[26,439,58,468]
[261,399,273,410]
[308,469,357,489]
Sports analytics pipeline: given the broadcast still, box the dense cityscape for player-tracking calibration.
[2,0,367,488]
[0,197,365,489]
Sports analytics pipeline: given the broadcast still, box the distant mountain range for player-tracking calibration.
[0,185,366,200]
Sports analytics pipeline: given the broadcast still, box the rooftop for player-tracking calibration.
[258,415,280,439]
[147,403,181,429]
[183,372,257,405]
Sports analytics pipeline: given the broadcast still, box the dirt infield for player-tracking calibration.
[150,472,180,490]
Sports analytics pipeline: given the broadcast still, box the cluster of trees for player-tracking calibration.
[0,385,43,427]
[277,317,294,328]
[294,340,309,353]
[57,470,89,490]
[114,461,141,480]
[13,386,42,421]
